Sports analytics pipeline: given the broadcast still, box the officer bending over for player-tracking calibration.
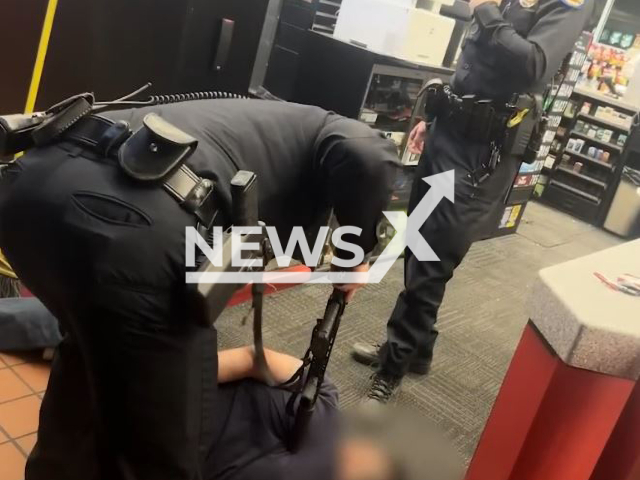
[0,98,399,480]
[352,0,596,403]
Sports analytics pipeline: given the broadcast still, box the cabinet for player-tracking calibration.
[34,0,274,110]
[293,32,452,161]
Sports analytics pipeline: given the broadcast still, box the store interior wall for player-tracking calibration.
[0,0,49,113]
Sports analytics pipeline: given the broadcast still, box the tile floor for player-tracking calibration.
[0,352,48,480]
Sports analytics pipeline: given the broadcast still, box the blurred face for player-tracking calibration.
[337,439,396,480]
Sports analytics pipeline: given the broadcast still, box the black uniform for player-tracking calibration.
[379,0,596,377]
[208,378,340,480]
[0,99,399,480]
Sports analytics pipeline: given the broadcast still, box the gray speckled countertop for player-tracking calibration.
[529,240,640,380]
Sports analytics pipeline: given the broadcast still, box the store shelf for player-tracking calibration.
[319,0,341,6]
[573,87,639,114]
[312,24,334,33]
[571,131,623,153]
[549,180,601,204]
[565,150,614,170]
[556,167,607,188]
[315,11,337,19]
[577,112,631,133]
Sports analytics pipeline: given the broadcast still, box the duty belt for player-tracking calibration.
[60,114,219,229]
[441,95,514,144]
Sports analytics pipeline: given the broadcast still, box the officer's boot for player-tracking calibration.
[362,371,402,406]
[352,342,431,376]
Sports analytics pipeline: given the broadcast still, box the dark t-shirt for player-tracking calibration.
[206,378,340,480]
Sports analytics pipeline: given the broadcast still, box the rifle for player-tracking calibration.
[289,289,347,451]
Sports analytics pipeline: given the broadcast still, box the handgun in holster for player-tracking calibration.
[422,78,451,123]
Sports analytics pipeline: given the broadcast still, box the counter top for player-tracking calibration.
[529,240,640,380]
[310,31,455,76]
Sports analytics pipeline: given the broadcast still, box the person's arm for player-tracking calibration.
[472,0,594,85]
[218,346,303,384]
[316,119,401,260]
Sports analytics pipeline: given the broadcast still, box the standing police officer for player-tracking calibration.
[0,98,399,480]
[352,0,596,403]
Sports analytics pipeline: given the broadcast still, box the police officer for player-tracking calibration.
[0,98,399,480]
[352,0,596,403]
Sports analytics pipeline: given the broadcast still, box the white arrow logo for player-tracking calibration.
[186,170,455,284]
[368,170,455,283]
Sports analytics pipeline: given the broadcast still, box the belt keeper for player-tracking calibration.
[97,120,131,157]
[184,178,217,229]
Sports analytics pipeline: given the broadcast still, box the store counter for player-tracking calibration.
[466,240,640,480]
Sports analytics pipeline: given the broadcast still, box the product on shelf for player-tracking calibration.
[577,42,635,98]
[573,162,584,173]
[563,101,577,116]
[588,146,597,157]
[543,129,556,143]
[593,106,633,130]
[617,134,628,147]
[603,151,611,163]
[596,128,605,140]
[581,102,592,115]
[602,129,613,143]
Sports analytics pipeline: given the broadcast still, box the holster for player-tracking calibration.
[119,113,198,181]
[502,94,543,162]
[423,79,450,123]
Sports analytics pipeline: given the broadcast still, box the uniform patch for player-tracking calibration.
[519,0,538,8]
[559,0,584,9]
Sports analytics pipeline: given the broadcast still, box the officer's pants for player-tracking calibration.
[380,121,520,377]
[0,145,219,480]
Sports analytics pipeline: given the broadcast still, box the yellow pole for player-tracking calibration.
[2,0,59,282]
[24,0,60,114]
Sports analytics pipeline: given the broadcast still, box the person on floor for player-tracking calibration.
[211,346,462,480]
[352,0,597,404]
[0,98,399,480]
[0,250,20,298]
[0,297,62,352]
